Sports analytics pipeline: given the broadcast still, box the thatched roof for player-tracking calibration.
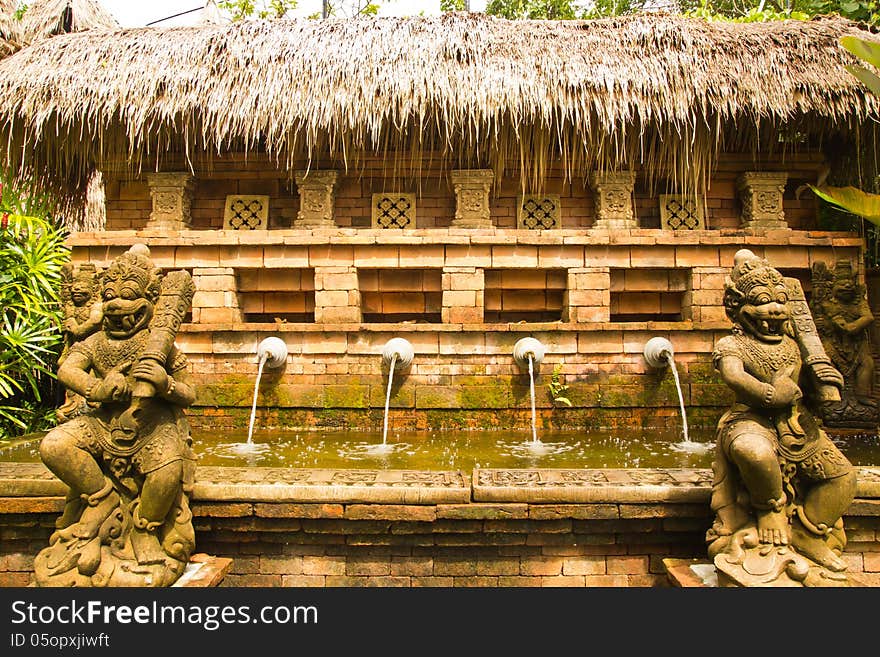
[0,12,877,227]
[0,1,21,58]
[18,0,117,44]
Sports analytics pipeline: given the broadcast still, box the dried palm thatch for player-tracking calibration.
[0,12,877,230]
[0,1,21,58]
[18,0,117,45]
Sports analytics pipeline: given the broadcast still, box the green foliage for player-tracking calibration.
[547,363,572,407]
[0,185,68,438]
[682,0,879,24]
[441,0,468,11]
[306,1,381,19]
[582,0,653,19]
[484,0,579,20]
[219,0,298,20]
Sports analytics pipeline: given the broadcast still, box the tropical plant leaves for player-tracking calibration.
[809,184,880,226]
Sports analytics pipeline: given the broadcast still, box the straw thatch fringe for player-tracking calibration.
[0,1,21,58]
[17,0,117,44]
[0,12,877,229]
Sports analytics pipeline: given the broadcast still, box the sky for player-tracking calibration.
[100,1,489,27]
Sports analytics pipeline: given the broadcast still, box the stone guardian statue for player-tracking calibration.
[706,249,857,586]
[35,244,197,587]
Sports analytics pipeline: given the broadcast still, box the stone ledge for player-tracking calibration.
[66,229,865,249]
[2,463,877,506]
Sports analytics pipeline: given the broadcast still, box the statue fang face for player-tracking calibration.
[101,273,154,339]
[739,281,790,343]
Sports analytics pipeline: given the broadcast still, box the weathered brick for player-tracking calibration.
[541,575,586,587]
[607,555,649,575]
[436,504,529,520]
[433,558,477,576]
[345,557,391,576]
[390,556,433,576]
[520,558,563,576]
[192,503,253,518]
[344,505,437,522]
[562,556,606,576]
[529,504,618,520]
[254,503,344,519]
[302,555,346,576]
[281,575,326,587]
[260,556,304,575]
[476,558,520,576]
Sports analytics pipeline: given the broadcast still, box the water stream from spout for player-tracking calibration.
[528,354,540,445]
[666,353,689,444]
[246,352,268,446]
[382,353,398,447]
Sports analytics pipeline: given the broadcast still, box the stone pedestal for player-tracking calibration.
[451,169,494,228]
[145,172,194,230]
[588,171,637,229]
[294,170,339,228]
[737,171,789,230]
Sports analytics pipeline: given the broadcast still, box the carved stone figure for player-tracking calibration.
[56,263,104,422]
[35,244,197,587]
[810,259,879,429]
[707,249,857,587]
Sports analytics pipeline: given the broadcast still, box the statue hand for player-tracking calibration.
[89,360,133,403]
[769,365,801,406]
[811,362,845,389]
[63,318,78,333]
[131,359,169,392]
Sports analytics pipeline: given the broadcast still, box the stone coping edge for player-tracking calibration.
[1,463,878,505]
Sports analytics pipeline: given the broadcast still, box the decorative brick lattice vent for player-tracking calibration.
[224,195,270,230]
[518,195,560,230]
[371,194,416,229]
[659,195,705,230]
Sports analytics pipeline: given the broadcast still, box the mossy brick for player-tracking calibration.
[367,385,415,408]
[260,384,326,408]
[476,557,521,576]
[323,385,370,408]
[457,385,509,409]
[415,386,460,408]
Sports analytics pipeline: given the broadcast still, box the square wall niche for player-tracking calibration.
[610,268,689,322]
[236,268,315,322]
[359,269,442,323]
[484,269,566,322]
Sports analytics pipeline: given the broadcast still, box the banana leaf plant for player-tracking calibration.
[808,35,880,227]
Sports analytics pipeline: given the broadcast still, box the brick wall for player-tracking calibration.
[102,151,825,232]
[3,497,878,587]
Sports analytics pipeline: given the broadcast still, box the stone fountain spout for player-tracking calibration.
[257,336,289,369]
[643,336,674,369]
[382,337,414,372]
[513,338,546,445]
